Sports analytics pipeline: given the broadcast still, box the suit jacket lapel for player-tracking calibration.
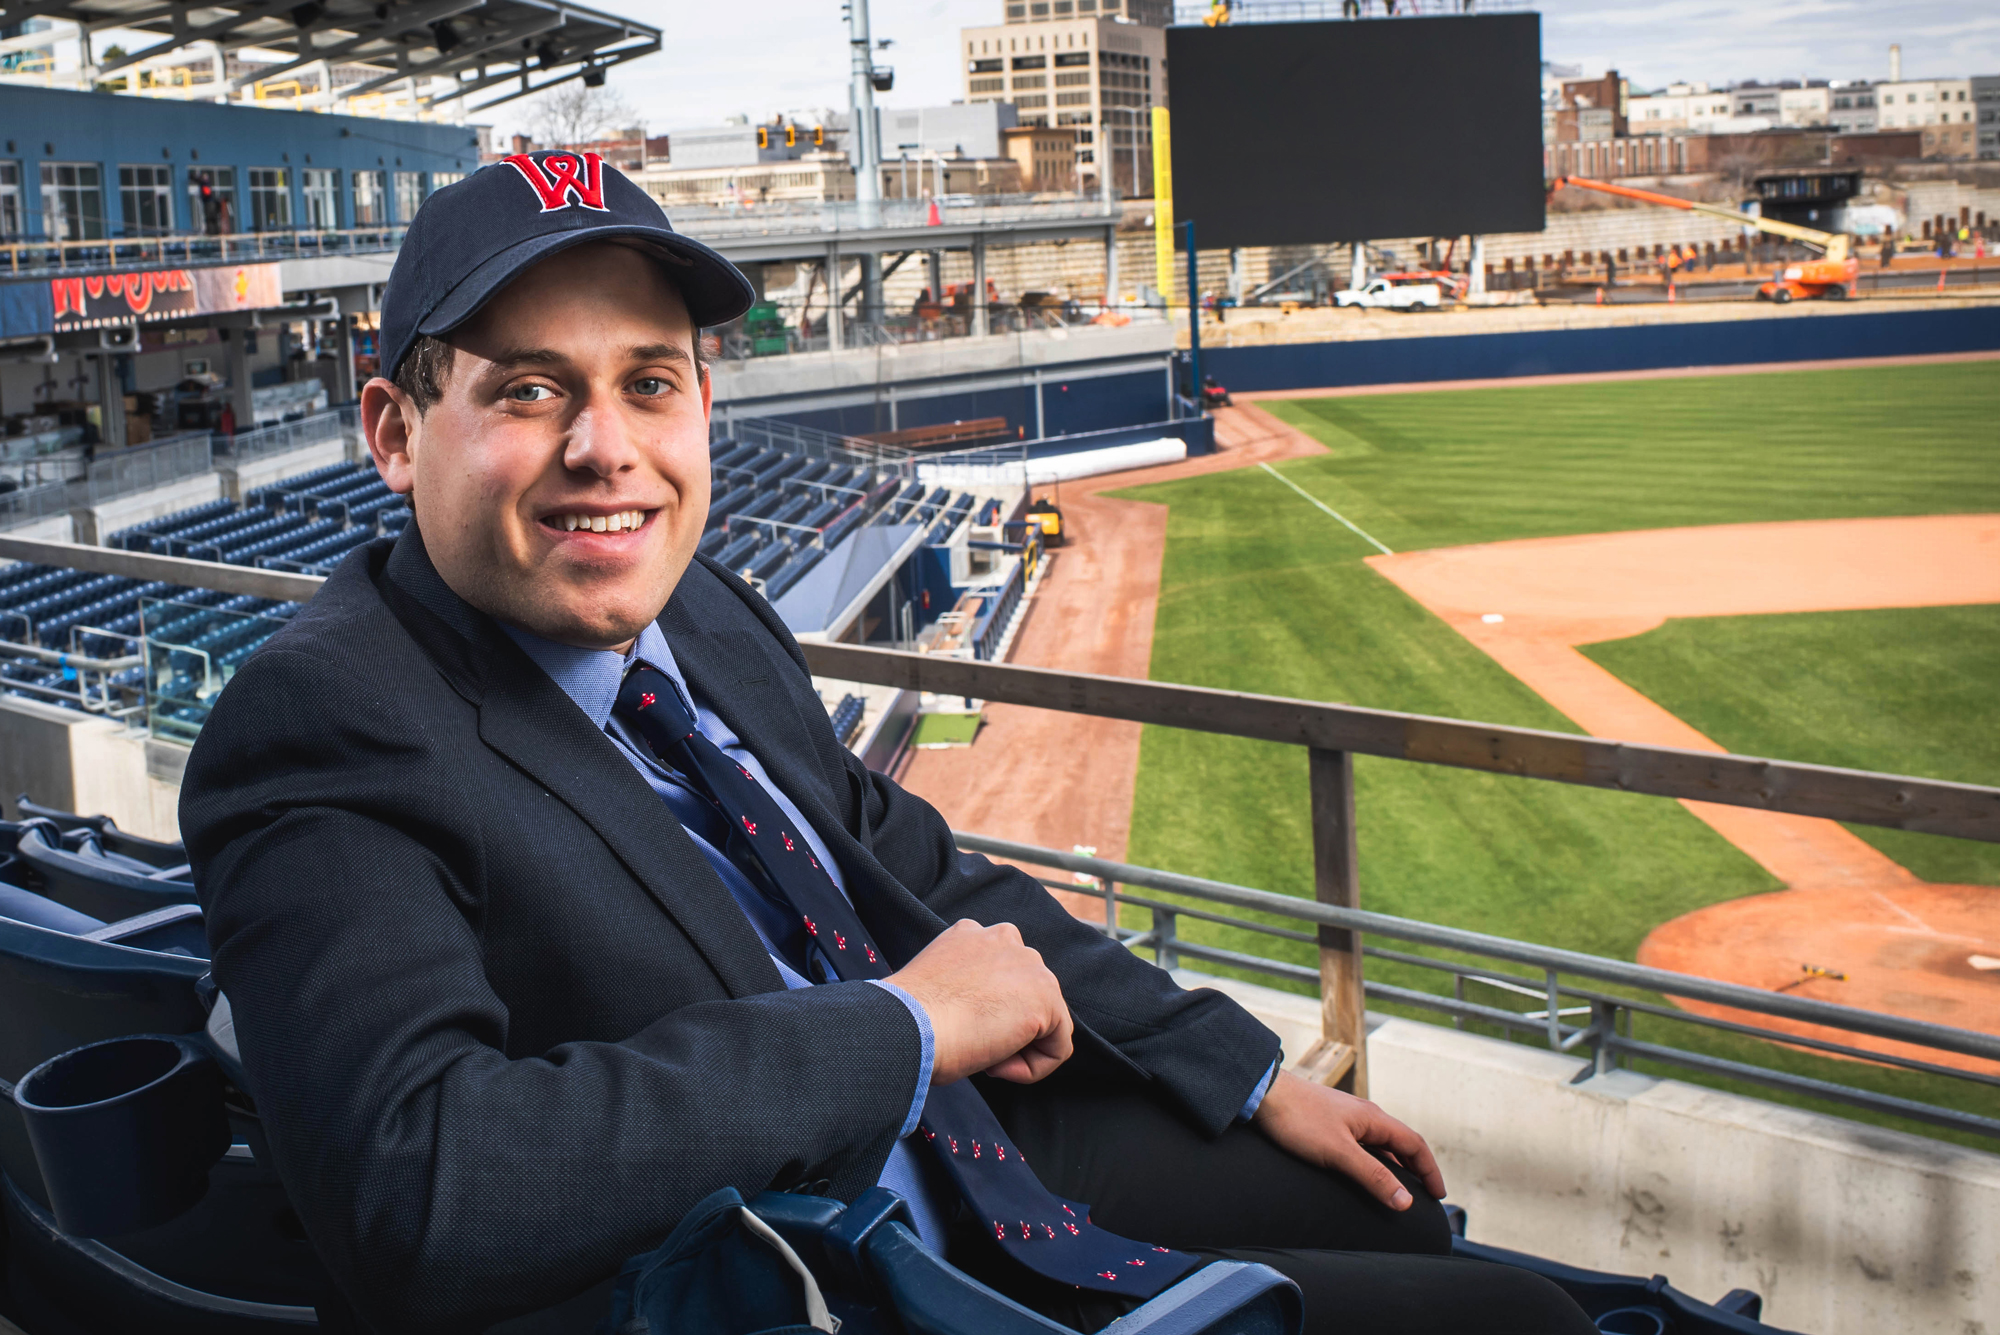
[378,529,784,1000]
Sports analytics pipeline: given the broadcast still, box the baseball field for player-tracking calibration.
[1108,359,2000,1144]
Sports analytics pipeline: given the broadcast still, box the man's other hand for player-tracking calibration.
[886,919,1073,1086]
[1252,1070,1447,1210]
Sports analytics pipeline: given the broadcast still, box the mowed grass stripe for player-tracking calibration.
[1109,362,2000,1144]
[1260,362,2000,548]
[1586,604,2000,887]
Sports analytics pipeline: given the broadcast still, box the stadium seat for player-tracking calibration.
[0,909,329,1332]
[665,1187,1304,1335]
[11,820,194,923]
[12,799,186,870]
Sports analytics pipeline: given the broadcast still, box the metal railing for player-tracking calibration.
[719,416,917,473]
[70,434,216,509]
[0,481,74,533]
[220,406,358,466]
[670,193,1115,243]
[955,833,2000,1141]
[0,225,407,278]
[1,535,1996,1140]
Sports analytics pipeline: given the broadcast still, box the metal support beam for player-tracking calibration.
[1104,223,1119,309]
[970,237,987,337]
[825,244,844,351]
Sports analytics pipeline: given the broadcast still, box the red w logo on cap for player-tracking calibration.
[502,152,610,213]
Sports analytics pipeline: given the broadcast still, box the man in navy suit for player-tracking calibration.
[181,153,1590,1335]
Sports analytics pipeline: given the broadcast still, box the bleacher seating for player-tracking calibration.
[828,693,866,746]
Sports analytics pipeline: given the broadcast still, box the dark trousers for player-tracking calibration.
[955,1070,1597,1335]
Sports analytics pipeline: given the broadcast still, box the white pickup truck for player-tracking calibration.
[1333,277,1442,311]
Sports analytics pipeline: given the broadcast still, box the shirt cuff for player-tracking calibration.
[1237,1057,1279,1123]
[867,979,934,1138]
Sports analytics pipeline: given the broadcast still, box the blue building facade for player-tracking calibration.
[0,84,479,242]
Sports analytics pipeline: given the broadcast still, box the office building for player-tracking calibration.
[961,9,1166,195]
[1874,79,1976,157]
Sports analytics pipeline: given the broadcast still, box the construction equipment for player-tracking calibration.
[1550,176,1859,303]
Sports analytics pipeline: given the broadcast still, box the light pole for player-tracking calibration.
[845,0,887,326]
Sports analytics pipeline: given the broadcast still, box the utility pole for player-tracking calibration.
[846,0,885,328]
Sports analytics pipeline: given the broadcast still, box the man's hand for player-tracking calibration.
[1252,1069,1446,1210]
[885,919,1073,1086]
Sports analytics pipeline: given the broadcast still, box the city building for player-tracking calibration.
[1776,84,1831,126]
[879,103,1020,162]
[1874,78,1976,157]
[1977,75,2000,159]
[1626,83,1734,136]
[1001,124,1079,191]
[1548,71,1627,142]
[999,0,1170,25]
[1827,82,1878,134]
[962,2,1167,196]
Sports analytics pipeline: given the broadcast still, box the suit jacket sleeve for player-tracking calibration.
[840,746,1284,1137]
[693,554,1287,1138]
[182,647,923,1333]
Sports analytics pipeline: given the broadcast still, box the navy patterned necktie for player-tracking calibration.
[614,662,1200,1299]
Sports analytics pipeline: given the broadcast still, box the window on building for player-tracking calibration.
[394,171,426,222]
[0,162,23,240]
[118,164,175,236]
[300,167,340,228]
[39,162,105,242]
[1013,54,1045,68]
[971,58,1003,72]
[970,77,1004,94]
[1054,51,1090,66]
[432,171,464,190]
[352,170,387,225]
[186,167,236,235]
[248,167,292,230]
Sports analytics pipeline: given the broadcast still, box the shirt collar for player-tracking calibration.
[499,618,691,730]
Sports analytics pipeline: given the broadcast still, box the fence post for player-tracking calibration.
[1304,747,1366,1095]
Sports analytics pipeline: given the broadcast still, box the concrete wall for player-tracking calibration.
[216,437,355,503]
[1180,969,2000,1335]
[72,470,223,545]
[0,512,75,542]
[1204,304,2000,391]
[0,697,182,840]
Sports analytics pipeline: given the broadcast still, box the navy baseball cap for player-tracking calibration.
[378,149,755,381]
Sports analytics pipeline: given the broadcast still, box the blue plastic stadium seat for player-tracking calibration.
[11,821,194,923]
[0,907,330,1332]
[14,799,186,870]
[731,1188,1302,1335]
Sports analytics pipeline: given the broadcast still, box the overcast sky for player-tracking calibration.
[551,0,1999,139]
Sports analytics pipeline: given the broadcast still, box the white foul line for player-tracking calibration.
[1258,462,1393,556]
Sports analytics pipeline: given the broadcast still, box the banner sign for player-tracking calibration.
[49,263,284,330]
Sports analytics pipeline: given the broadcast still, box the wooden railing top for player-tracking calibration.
[5,533,1996,845]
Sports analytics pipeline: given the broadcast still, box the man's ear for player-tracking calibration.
[362,376,421,495]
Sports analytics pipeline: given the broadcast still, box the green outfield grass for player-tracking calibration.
[1585,604,2000,886]
[1105,360,2000,1143]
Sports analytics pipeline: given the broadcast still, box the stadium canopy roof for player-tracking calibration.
[1,0,661,112]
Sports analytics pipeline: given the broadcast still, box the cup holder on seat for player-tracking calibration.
[1594,1307,1669,1335]
[13,1034,231,1238]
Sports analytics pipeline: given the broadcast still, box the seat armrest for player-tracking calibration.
[82,902,204,944]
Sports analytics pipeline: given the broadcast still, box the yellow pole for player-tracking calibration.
[1151,107,1174,308]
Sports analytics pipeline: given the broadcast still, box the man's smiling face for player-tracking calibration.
[363,242,712,651]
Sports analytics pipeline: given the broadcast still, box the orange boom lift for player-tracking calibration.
[1549,175,1860,303]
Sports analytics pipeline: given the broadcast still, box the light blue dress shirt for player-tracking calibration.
[501,619,1275,1253]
